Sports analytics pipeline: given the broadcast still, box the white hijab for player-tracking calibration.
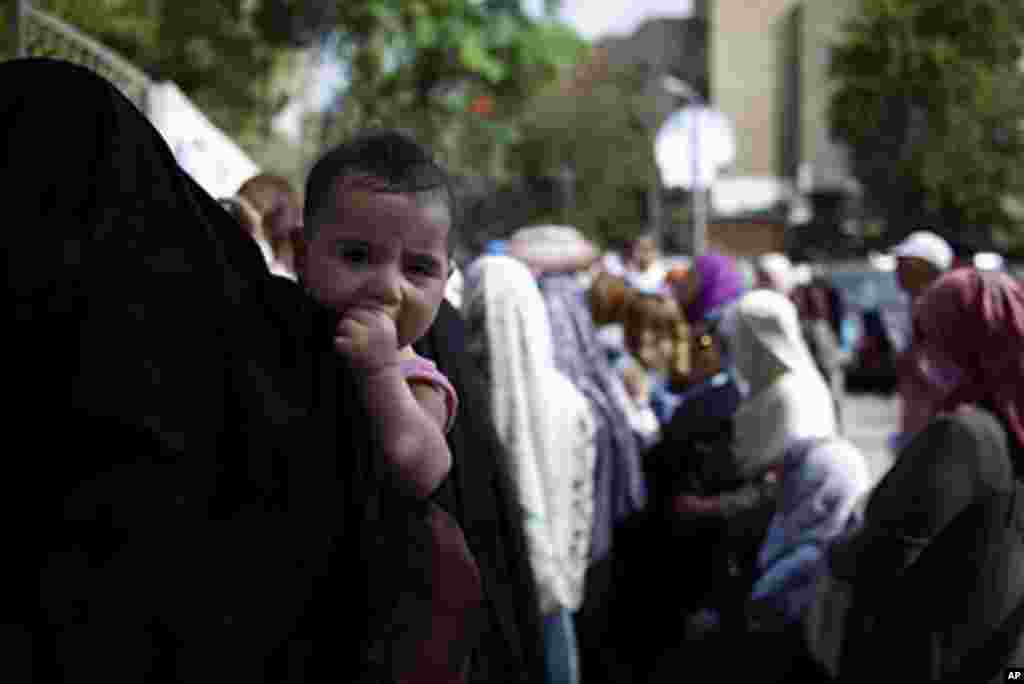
[463,255,597,614]
[719,289,837,478]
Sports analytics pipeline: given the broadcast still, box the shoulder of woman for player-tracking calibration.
[929,406,1002,441]
[900,409,1001,467]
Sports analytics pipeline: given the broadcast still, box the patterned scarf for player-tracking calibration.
[538,273,646,564]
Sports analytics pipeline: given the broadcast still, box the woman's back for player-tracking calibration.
[6,58,441,682]
[831,268,1024,681]
[833,407,1024,681]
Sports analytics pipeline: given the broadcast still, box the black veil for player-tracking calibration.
[5,58,430,682]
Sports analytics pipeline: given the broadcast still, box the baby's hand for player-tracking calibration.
[333,307,400,374]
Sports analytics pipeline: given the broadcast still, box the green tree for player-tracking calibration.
[6,1,585,196]
[11,0,307,154]
[511,57,658,245]
[829,0,1024,251]
[318,0,585,178]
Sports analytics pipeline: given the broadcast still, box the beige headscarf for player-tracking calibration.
[462,255,597,614]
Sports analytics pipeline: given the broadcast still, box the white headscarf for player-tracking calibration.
[719,290,837,477]
[462,255,597,614]
[726,291,869,630]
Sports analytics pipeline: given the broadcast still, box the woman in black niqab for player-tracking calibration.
[6,58,441,682]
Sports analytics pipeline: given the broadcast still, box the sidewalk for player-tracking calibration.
[842,392,900,486]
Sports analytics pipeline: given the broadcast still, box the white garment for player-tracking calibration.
[601,252,626,277]
[722,290,869,642]
[444,264,464,309]
[468,255,597,614]
[732,373,837,480]
[624,261,668,294]
[721,290,838,477]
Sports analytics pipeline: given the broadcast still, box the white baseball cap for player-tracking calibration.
[757,252,795,294]
[890,230,954,271]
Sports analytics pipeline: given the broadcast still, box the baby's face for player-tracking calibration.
[302,184,450,348]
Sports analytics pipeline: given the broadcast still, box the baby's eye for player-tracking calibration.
[406,257,442,278]
[335,242,370,264]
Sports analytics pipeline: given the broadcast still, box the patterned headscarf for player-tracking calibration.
[538,273,646,563]
[914,268,1024,454]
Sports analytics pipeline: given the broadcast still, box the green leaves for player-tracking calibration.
[511,61,659,245]
[830,0,1024,245]
[20,0,586,203]
[320,0,584,177]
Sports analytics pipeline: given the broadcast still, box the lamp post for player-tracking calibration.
[15,0,28,58]
[661,75,707,256]
[558,163,575,225]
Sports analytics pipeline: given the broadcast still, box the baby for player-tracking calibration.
[299,130,458,500]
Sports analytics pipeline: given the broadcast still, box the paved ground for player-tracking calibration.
[841,391,901,486]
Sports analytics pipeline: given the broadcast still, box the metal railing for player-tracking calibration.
[12,0,152,112]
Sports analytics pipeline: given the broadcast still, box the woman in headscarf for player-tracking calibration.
[678,251,747,327]
[718,290,839,477]
[641,291,868,682]
[715,291,870,682]
[829,269,1024,683]
[605,257,750,682]
[537,265,647,684]
[8,58,479,682]
[655,251,747,423]
[462,256,597,684]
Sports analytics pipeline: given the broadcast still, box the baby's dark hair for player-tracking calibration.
[303,129,456,252]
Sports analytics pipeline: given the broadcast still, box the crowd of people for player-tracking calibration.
[11,58,1024,683]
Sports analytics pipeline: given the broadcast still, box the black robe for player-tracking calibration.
[5,58,445,682]
[831,406,1024,682]
[415,300,547,684]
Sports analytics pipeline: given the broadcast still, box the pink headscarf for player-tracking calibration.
[914,268,1024,451]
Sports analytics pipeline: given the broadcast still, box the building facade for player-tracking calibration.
[709,0,862,258]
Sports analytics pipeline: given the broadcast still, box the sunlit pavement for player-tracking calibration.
[841,391,901,486]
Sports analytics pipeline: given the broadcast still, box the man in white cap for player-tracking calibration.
[756,252,796,296]
[889,230,955,451]
[891,229,955,300]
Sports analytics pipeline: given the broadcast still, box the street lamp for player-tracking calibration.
[558,163,575,225]
[660,75,708,256]
[14,0,28,58]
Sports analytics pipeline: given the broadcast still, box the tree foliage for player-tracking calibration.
[510,54,659,245]
[319,0,585,179]
[10,1,584,184]
[829,0,1024,249]
[15,0,307,153]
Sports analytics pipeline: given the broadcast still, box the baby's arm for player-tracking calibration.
[335,309,452,499]
[408,379,449,432]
